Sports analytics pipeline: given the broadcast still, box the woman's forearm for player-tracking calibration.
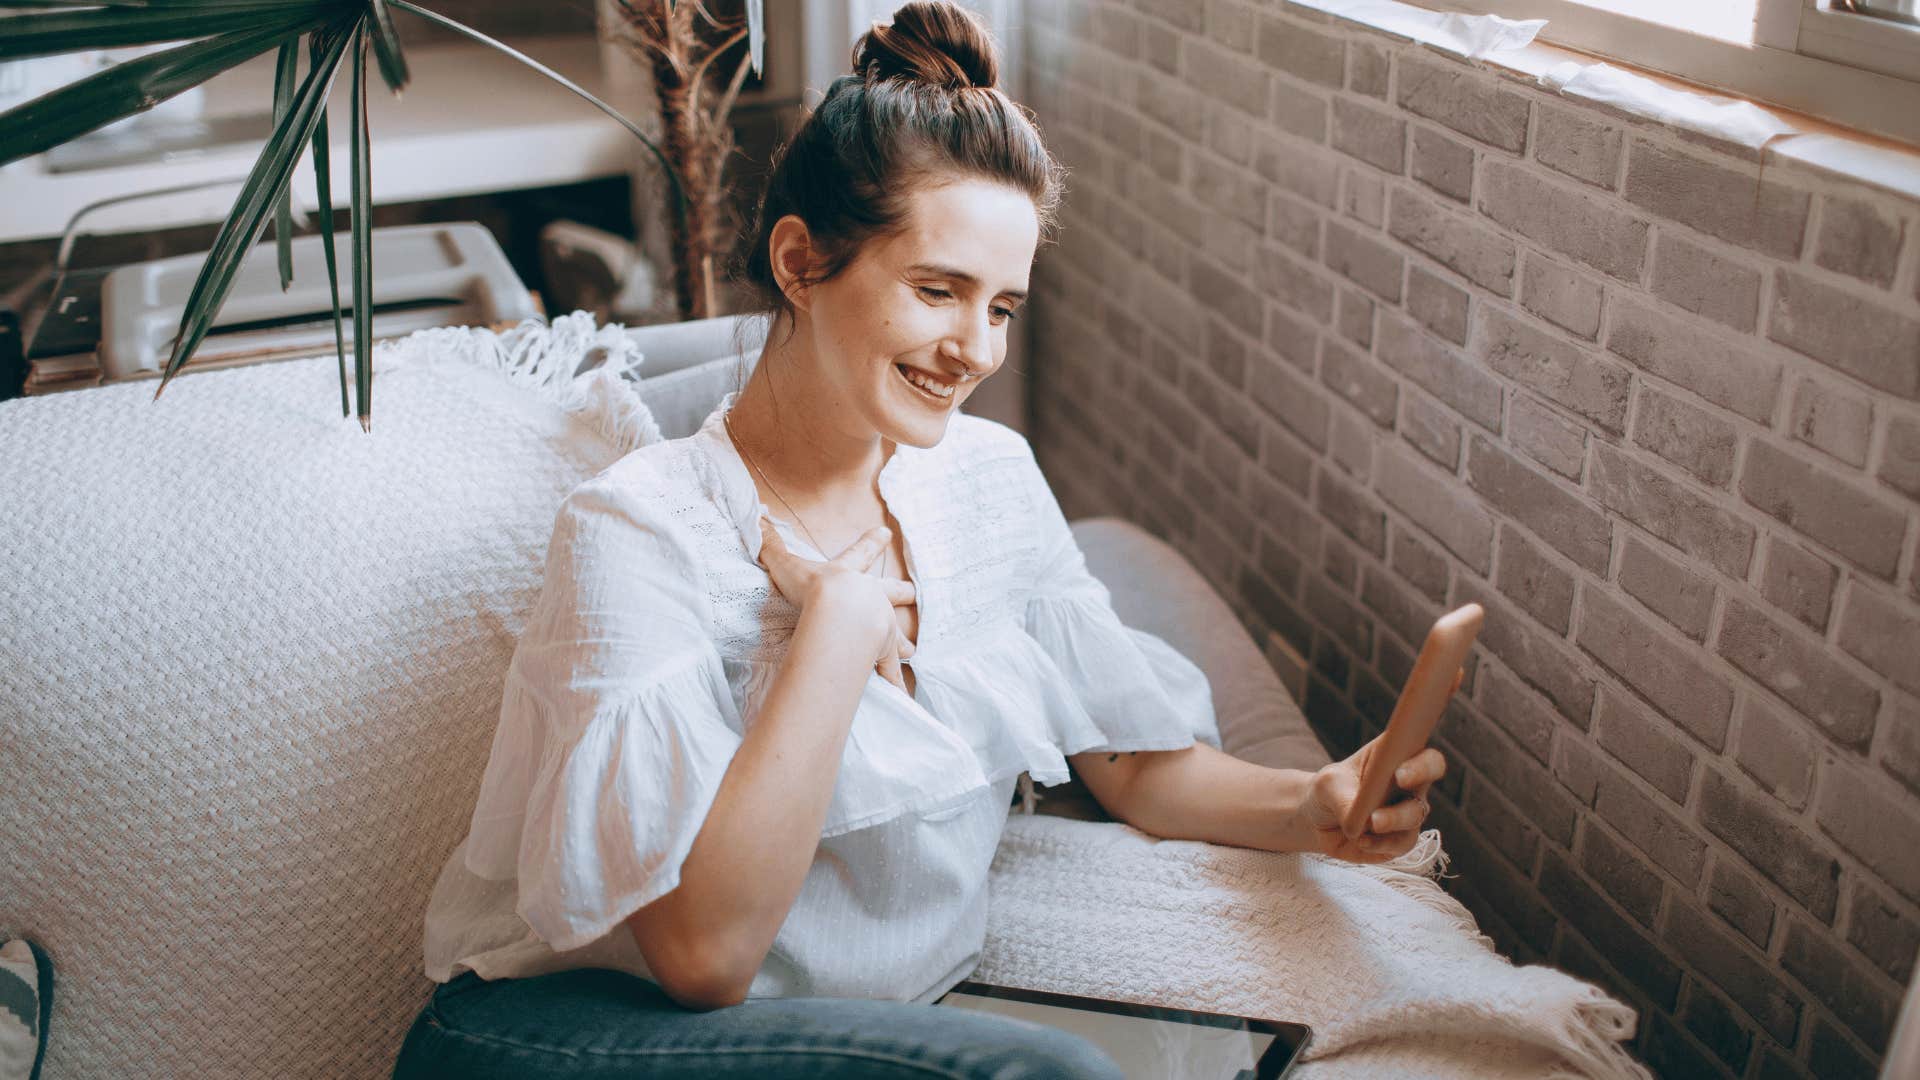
[628,598,878,1006]
[1115,742,1319,853]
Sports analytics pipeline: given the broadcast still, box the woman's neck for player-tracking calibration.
[726,327,895,508]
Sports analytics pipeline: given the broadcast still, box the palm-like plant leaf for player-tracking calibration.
[152,15,356,397]
[350,22,374,429]
[0,8,331,165]
[270,39,299,290]
[364,0,408,91]
[307,27,350,418]
[0,4,333,61]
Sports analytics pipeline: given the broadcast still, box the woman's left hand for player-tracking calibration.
[1297,741,1447,863]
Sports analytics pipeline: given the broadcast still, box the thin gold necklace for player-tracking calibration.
[724,406,841,565]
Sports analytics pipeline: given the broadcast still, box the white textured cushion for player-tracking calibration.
[0,315,655,1080]
[639,351,755,439]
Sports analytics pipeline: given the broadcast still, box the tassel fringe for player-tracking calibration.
[369,310,664,453]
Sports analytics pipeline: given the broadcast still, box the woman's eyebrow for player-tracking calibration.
[907,263,1029,301]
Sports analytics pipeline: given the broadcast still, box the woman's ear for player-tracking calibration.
[768,215,817,313]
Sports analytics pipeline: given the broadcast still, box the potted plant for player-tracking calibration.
[0,0,760,428]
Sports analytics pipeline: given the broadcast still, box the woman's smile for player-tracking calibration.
[895,363,958,403]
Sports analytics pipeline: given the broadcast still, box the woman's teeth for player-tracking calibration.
[898,364,956,400]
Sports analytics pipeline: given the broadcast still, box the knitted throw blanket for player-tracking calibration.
[976,814,1652,1079]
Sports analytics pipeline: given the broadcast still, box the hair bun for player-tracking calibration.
[852,1,998,91]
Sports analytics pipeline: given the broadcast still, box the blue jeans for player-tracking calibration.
[391,968,1125,1079]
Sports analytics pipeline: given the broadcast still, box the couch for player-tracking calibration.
[0,311,1341,1078]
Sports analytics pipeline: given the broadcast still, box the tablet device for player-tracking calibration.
[935,980,1312,1079]
[1339,602,1484,839]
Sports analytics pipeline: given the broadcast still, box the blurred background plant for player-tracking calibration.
[0,0,758,427]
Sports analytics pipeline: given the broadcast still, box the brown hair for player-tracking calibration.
[729,0,1066,338]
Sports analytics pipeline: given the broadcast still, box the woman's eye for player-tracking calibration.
[991,307,1017,323]
[916,285,952,301]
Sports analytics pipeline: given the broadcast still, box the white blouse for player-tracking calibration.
[421,390,1223,1004]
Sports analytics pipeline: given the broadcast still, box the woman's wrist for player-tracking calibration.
[1266,766,1323,854]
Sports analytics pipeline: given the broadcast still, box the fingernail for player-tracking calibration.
[1395,765,1410,784]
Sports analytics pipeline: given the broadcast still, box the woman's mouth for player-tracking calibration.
[895,363,957,404]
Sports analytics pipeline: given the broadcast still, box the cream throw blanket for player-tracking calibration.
[977,814,1651,1079]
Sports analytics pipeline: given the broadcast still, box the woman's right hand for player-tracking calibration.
[757,516,918,691]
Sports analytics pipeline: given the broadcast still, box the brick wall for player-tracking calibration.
[1017,2,1920,1077]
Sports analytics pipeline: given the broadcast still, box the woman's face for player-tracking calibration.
[787,177,1040,449]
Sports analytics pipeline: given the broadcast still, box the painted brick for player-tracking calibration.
[1681,982,1755,1077]
[1391,524,1450,603]
[1314,465,1387,555]
[1323,219,1404,302]
[1480,161,1649,283]
[1137,0,1206,32]
[1538,848,1682,1006]
[1437,701,1577,843]
[1848,886,1920,985]
[1579,818,1665,927]
[1190,254,1265,337]
[1466,435,1611,573]
[1476,661,1558,764]
[1624,141,1810,259]
[1143,20,1181,74]
[1885,699,1920,797]
[1618,534,1715,642]
[1508,393,1585,481]
[1808,1018,1876,1080]
[1266,302,1320,372]
[1406,262,1469,345]
[1769,269,1920,401]
[1495,523,1574,633]
[1335,286,1372,345]
[1463,773,1544,869]
[1249,464,1319,551]
[1330,406,1374,480]
[1331,96,1406,173]
[1740,439,1908,579]
[1399,389,1462,469]
[1395,54,1529,152]
[1632,384,1738,489]
[1185,39,1271,117]
[1554,732,1603,806]
[1814,194,1904,288]
[1387,186,1516,295]
[1595,761,1705,881]
[1206,0,1256,53]
[1788,377,1872,469]
[1266,81,1330,143]
[1533,103,1622,189]
[1256,145,1337,212]
[1595,688,1695,803]
[1724,596,1883,752]
[1698,767,1841,921]
[1375,313,1504,432]
[1708,858,1776,950]
[1652,231,1761,333]
[1878,413,1920,499]
[1376,440,1495,572]
[1579,587,1734,749]
[1145,127,1185,182]
[1589,444,1756,580]
[1481,307,1632,434]
[1256,242,1336,322]
[1411,125,1473,203]
[1606,297,1781,424]
[1782,917,1900,1048]
[1455,577,1595,724]
[1667,901,1804,1042]
[1304,572,1373,658]
[1320,336,1397,424]
[1346,38,1389,98]
[1249,350,1331,448]
[1193,160,1268,229]
[1255,14,1344,87]
[1343,165,1385,228]
[1837,583,1920,696]
[1734,697,1814,811]
[1519,252,1603,340]
[1759,537,1837,633]
[1431,797,1558,951]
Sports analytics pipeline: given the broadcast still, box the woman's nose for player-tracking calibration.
[949,306,994,377]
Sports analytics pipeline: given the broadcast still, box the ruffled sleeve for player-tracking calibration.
[1018,445,1223,756]
[459,468,744,953]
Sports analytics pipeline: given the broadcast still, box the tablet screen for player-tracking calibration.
[935,981,1311,1079]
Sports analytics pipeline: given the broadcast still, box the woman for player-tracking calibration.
[393,3,1448,1077]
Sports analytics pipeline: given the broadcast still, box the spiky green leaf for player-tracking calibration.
[308,27,350,418]
[0,3,332,61]
[350,21,373,429]
[271,38,299,291]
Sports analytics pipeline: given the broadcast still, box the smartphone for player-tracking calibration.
[1340,602,1484,839]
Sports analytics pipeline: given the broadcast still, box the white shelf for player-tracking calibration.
[0,34,640,245]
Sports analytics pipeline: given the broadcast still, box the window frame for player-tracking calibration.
[1416,0,1920,147]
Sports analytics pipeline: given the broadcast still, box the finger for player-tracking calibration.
[877,646,907,693]
[1394,747,1447,793]
[896,627,916,659]
[1359,829,1420,860]
[757,516,787,565]
[880,576,918,606]
[832,526,891,569]
[1369,794,1430,836]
